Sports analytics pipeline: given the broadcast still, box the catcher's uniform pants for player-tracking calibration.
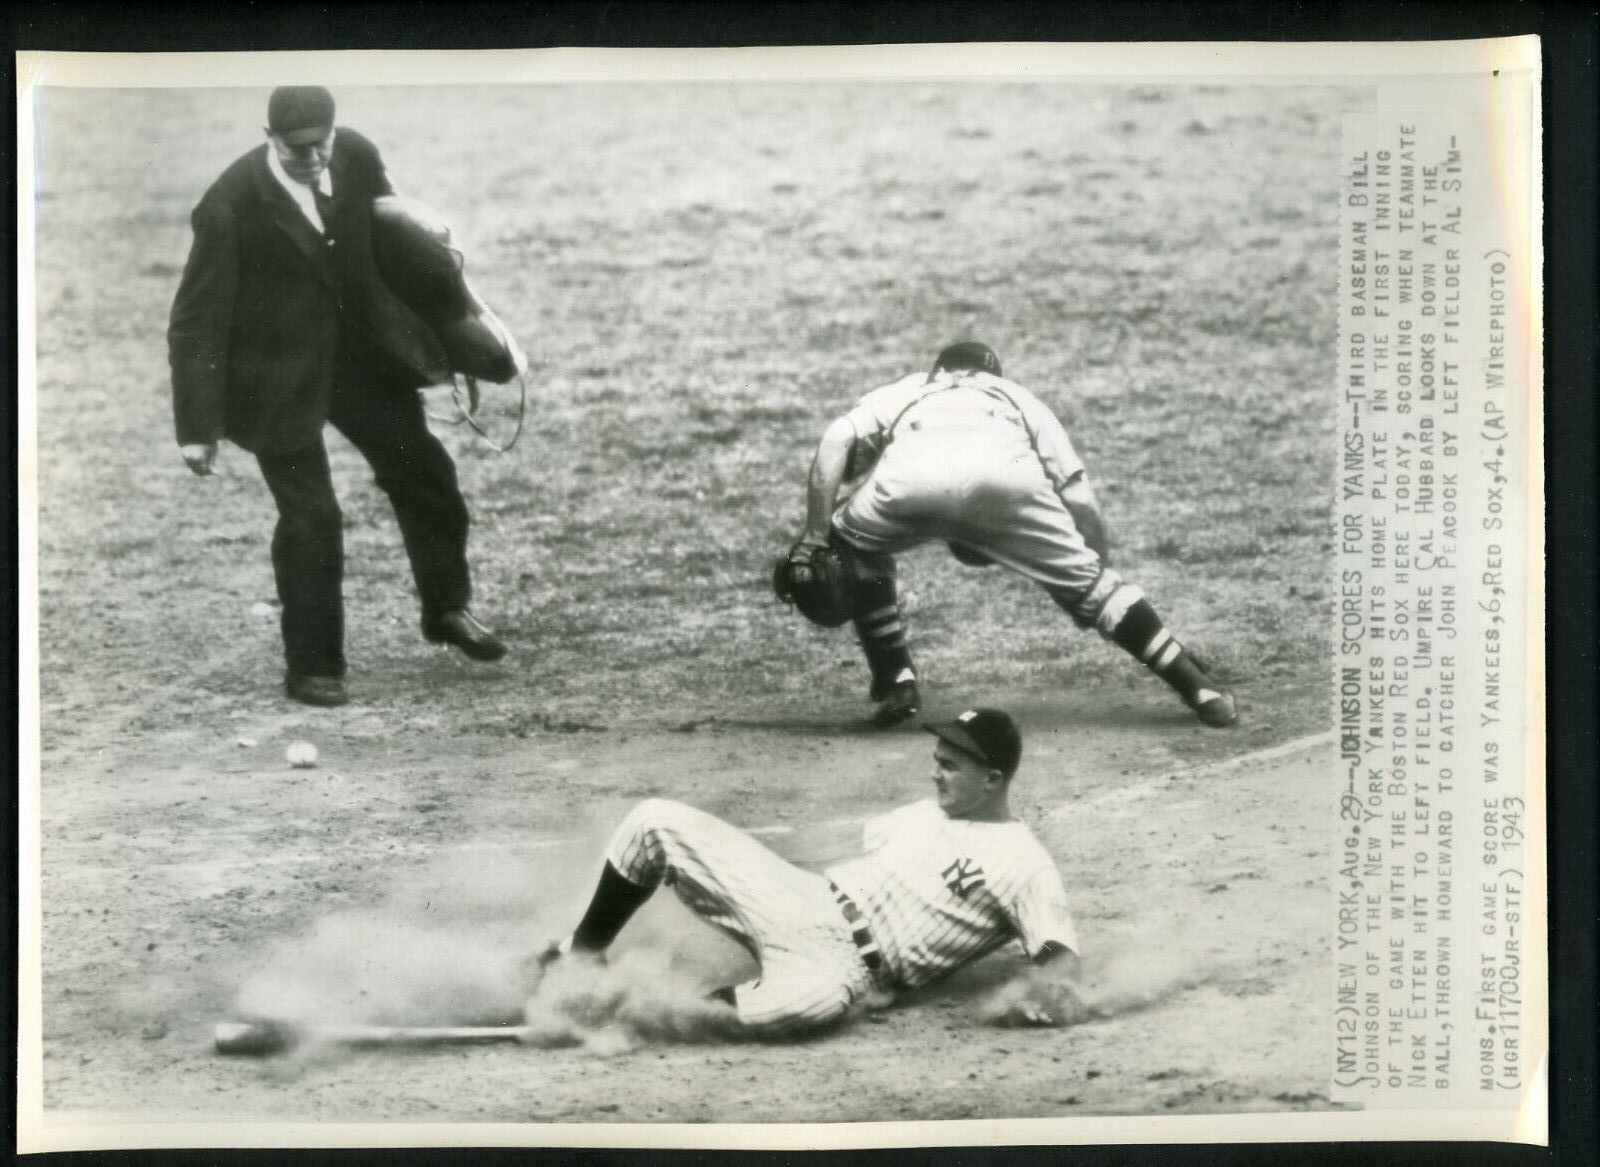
[832,435,1102,596]
[606,799,878,1033]
[256,339,471,679]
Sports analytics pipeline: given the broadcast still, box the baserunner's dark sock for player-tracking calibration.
[570,862,654,952]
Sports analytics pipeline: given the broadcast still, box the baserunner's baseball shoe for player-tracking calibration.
[533,937,608,971]
[519,939,564,990]
[535,939,567,969]
[1188,687,1238,728]
[519,937,607,993]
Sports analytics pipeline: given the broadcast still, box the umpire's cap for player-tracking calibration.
[933,340,1001,377]
[925,708,1023,779]
[268,86,336,145]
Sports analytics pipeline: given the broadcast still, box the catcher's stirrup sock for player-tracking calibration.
[570,862,653,953]
[1110,598,1207,701]
[853,577,913,700]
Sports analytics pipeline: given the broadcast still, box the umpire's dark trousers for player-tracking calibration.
[256,340,471,679]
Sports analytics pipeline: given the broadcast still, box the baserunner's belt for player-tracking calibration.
[827,881,883,974]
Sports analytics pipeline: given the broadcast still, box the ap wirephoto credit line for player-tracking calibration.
[1333,99,1541,1112]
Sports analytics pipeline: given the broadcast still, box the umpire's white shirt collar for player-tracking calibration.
[266,146,333,234]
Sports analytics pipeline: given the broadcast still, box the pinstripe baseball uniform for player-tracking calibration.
[603,795,1076,1032]
[825,799,1078,991]
[833,369,1103,593]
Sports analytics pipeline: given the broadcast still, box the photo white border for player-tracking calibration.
[15,36,1545,1152]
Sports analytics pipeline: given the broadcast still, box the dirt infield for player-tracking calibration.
[42,721,1336,1123]
[30,79,1345,1128]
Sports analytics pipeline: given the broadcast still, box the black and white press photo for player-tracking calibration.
[16,42,1544,1151]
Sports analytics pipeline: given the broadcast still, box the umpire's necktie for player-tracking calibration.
[312,184,336,237]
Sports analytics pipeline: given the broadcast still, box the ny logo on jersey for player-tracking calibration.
[941,858,986,899]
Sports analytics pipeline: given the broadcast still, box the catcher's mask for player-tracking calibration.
[371,195,520,385]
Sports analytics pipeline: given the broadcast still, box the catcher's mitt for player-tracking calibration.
[773,541,855,627]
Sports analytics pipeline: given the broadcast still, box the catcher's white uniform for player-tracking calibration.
[605,796,1077,1032]
[812,344,1237,730]
[833,369,1103,593]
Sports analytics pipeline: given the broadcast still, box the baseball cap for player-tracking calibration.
[932,340,1002,377]
[924,708,1023,778]
[267,86,336,145]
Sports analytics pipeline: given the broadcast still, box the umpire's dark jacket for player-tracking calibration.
[169,129,449,455]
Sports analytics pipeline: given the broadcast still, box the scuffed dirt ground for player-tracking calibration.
[39,691,1335,1125]
[28,79,1350,1135]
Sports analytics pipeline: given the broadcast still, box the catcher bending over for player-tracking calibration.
[536,708,1087,1034]
[777,340,1237,729]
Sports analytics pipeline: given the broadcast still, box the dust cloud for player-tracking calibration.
[227,826,756,1054]
[520,948,750,1053]
[973,927,1224,1028]
[228,831,1221,1053]
[1080,943,1218,1017]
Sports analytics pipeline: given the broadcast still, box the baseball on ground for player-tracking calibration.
[285,740,319,769]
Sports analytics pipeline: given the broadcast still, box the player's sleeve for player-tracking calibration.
[1006,855,1080,959]
[844,373,929,447]
[860,801,926,852]
[1007,380,1087,498]
[168,190,239,447]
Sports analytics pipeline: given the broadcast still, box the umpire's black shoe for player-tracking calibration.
[870,680,921,728]
[285,673,348,707]
[423,609,508,662]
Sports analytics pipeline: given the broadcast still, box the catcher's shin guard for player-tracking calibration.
[848,555,915,702]
[1049,570,1236,727]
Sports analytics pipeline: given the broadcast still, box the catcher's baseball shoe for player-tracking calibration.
[1188,687,1238,728]
[869,666,918,703]
[871,679,921,728]
[423,608,507,662]
[285,673,348,707]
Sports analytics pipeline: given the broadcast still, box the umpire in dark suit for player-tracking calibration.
[169,86,506,707]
